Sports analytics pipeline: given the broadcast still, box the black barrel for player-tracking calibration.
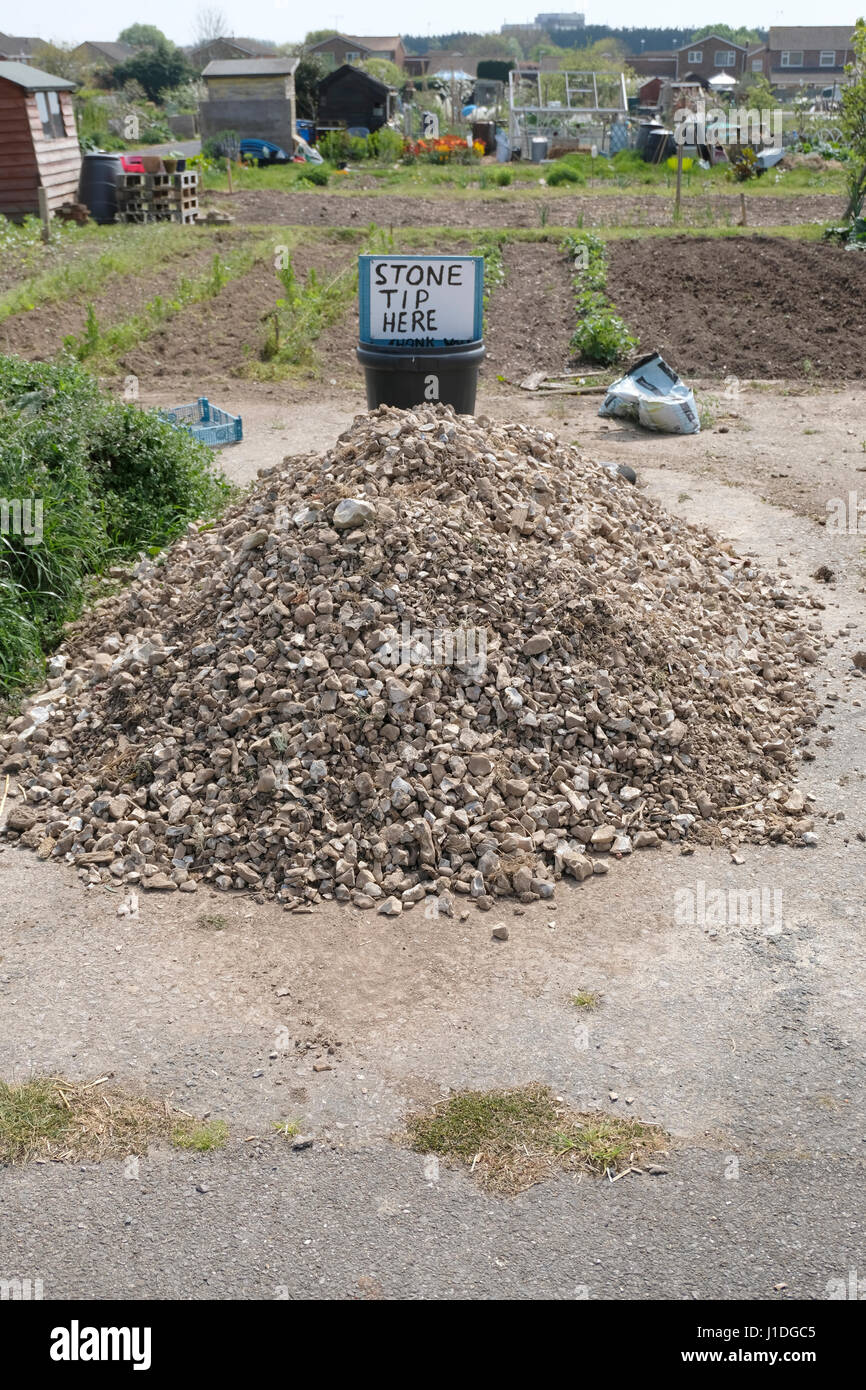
[357,341,485,414]
[645,128,673,163]
[78,152,123,224]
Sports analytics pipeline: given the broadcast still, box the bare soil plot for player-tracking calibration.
[605,235,866,380]
[484,240,576,382]
[117,239,358,387]
[0,234,236,361]
[213,188,845,230]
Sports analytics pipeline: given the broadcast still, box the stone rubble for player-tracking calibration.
[1,404,824,911]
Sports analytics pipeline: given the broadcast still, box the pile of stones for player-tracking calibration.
[1,404,823,913]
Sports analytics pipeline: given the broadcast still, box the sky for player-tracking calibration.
[10,3,859,48]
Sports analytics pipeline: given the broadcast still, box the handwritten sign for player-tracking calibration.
[358,254,483,349]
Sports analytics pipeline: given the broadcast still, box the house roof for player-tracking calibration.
[309,33,372,53]
[676,35,747,54]
[0,32,40,56]
[767,26,855,50]
[193,36,276,56]
[0,59,76,90]
[318,63,390,95]
[202,58,298,77]
[349,36,402,51]
[76,41,135,62]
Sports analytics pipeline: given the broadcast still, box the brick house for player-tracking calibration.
[750,26,855,89]
[307,34,408,71]
[628,51,677,79]
[71,41,135,68]
[0,33,41,64]
[675,35,749,81]
[188,37,276,74]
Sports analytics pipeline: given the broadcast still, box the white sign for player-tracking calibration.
[358,254,483,349]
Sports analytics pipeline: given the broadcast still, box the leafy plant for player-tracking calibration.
[562,231,637,366]
[0,354,231,698]
[546,162,583,186]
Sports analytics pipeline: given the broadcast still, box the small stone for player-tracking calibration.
[491,923,509,941]
[377,895,402,916]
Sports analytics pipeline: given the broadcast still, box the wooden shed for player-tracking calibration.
[317,65,395,135]
[0,61,80,217]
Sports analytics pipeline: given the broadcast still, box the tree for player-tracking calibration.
[118,25,167,48]
[112,41,193,102]
[360,57,404,90]
[841,17,866,220]
[194,8,228,48]
[690,24,762,48]
[304,31,338,47]
[30,41,84,82]
[293,55,327,121]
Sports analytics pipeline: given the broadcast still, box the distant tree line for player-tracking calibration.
[403,25,767,57]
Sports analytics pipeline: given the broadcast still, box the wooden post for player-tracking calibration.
[740,190,747,226]
[674,142,683,220]
[37,186,51,242]
[226,158,233,194]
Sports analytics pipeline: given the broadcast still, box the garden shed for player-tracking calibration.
[200,58,298,150]
[317,65,395,135]
[0,61,81,217]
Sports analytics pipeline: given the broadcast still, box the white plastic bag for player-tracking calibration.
[599,353,700,434]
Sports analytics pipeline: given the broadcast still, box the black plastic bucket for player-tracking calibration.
[357,340,485,413]
[78,152,123,224]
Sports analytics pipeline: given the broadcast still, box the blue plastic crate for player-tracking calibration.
[159,397,242,447]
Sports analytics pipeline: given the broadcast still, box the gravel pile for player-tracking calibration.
[1,404,823,912]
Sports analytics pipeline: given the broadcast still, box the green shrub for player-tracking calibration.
[495,167,512,186]
[546,162,583,186]
[0,354,231,697]
[369,126,404,162]
[318,130,350,162]
[298,163,330,186]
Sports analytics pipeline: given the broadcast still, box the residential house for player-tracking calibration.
[628,50,677,79]
[199,58,297,148]
[0,60,81,215]
[751,26,855,88]
[307,35,408,71]
[72,41,136,68]
[189,37,276,73]
[317,65,396,134]
[0,33,41,64]
[675,36,749,82]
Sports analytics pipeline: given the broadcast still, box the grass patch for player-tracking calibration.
[252,226,390,378]
[404,1083,666,1194]
[171,1119,229,1152]
[0,1075,178,1164]
[196,912,229,931]
[62,234,280,373]
[272,1119,301,1139]
[570,990,601,1010]
[0,224,213,325]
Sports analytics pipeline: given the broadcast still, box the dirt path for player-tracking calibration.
[484,240,576,382]
[212,187,845,229]
[1,383,864,1297]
